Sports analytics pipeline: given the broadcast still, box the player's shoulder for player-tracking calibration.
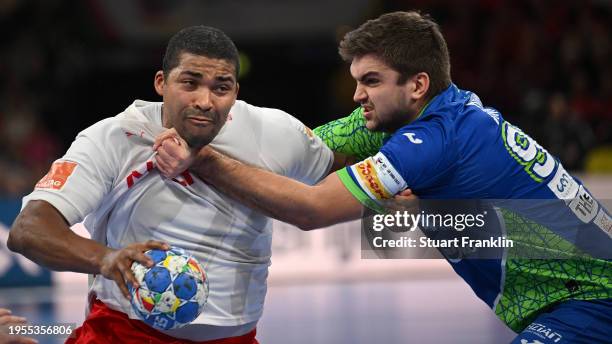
[232,100,297,124]
[77,100,160,142]
[77,116,122,142]
[232,99,312,137]
[457,91,504,130]
[387,114,450,149]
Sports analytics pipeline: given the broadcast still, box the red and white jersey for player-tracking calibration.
[22,100,333,339]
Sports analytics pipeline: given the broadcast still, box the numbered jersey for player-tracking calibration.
[330,84,611,331]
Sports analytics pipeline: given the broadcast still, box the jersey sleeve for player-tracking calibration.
[313,107,389,160]
[336,119,455,211]
[284,115,334,184]
[254,108,334,185]
[21,119,121,225]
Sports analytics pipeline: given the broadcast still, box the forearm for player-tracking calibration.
[7,200,110,273]
[193,149,360,230]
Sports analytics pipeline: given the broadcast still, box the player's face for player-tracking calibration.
[155,52,239,149]
[350,54,417,132]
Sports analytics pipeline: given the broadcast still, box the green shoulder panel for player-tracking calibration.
[313,107,389,160]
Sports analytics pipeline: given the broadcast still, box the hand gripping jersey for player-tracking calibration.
[316,85,611,332]
[23,100,333,340]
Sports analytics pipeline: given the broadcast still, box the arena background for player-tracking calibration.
[0,1,610,343]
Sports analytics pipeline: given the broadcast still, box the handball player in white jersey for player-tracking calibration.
[7,26,333,344]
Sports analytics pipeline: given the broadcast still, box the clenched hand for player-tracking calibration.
[153,128,194,179]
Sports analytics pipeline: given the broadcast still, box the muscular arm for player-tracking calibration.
[153,108,390,229]
[7,200,109,273]
[193,148,364,230]
[329,152,356,173]
[8,200,167,298]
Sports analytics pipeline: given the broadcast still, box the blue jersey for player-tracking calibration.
[335,84,611,331]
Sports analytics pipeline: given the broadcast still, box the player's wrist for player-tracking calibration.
[194,146,220,176]
[94,246,116,275]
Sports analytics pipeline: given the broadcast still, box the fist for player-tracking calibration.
[153,128,194,178]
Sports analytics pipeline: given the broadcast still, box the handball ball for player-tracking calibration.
[129,246,209,330]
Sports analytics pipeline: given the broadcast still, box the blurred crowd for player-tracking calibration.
[428,0,612,171]
[0,1,100,197]
[0,0,610,197]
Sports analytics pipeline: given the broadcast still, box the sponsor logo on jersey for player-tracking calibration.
[372,152,407,193]
[568,185,599,223]
[502,121,556,182]
[547,165,579,201]
[593,209,611,237]
[126,161,154,188]
[403,132,423,144]
[524,322,562,343]
[35,161,77,190]
[353,158,392,200]
[172,170,195,187]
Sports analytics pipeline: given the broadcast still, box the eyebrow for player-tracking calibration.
[178,71,235,83]
[215,75,235,83]
[357,71,380,82]
[179,70,236,84]
[178,71,203,79]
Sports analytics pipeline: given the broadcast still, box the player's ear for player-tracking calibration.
[410,72,430,101]
[154,71,165,96]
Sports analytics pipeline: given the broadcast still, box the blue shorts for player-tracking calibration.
[511,299,611,343]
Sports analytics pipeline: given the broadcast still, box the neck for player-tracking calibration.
[412,96,432,122]
[161,104,169,128]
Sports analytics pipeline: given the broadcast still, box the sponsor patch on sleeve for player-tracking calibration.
[372,152,407,194]
[348,153,407,201]
[547,164,579,201]
[35,161,78,190]
[568,185,599,223]
[593,209,612,237]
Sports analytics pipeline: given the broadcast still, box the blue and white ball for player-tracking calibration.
[129,246,208,330]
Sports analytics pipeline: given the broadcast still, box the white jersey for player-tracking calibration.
[22,100,333,340]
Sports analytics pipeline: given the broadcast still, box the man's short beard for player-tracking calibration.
[183,132,214,150]
[377,117,412,133]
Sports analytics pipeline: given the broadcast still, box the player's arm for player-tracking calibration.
[8,124,168,299]
[8,200,110,274]
[183,119,449,229]
[8,200,167,299]
[192,146,363,230]
[155,136,416,227]
[154,107,384,176]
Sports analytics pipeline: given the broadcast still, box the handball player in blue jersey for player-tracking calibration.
[156,11,611,343]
